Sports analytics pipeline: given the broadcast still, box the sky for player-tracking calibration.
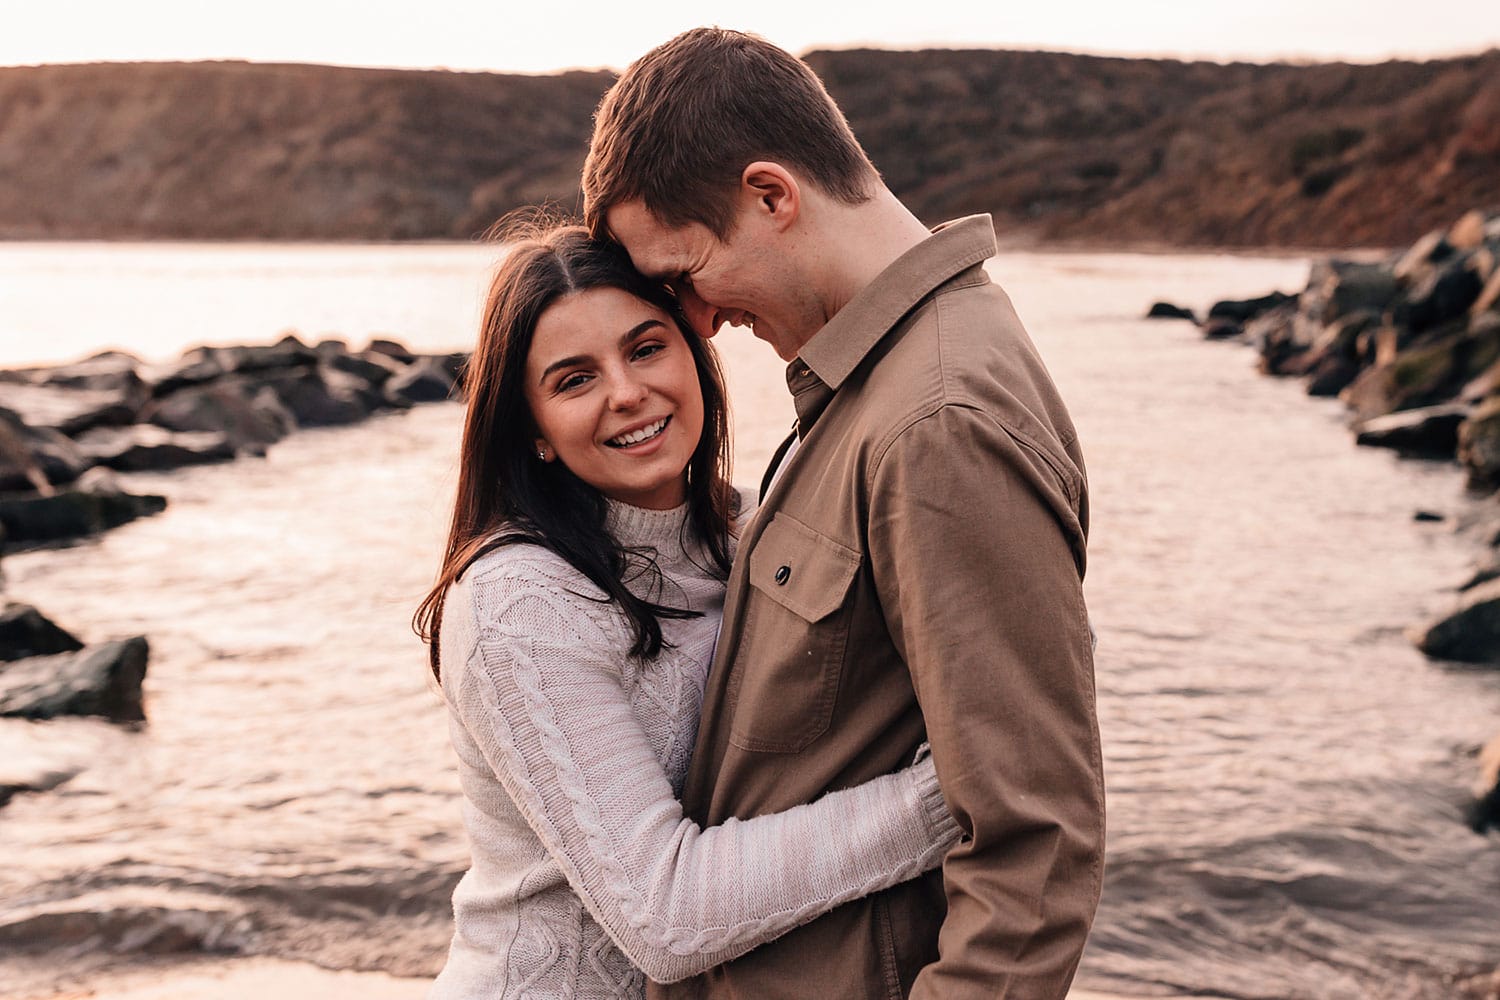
[3,0,1499,72]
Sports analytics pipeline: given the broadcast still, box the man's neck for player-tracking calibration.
[807,188,933,323]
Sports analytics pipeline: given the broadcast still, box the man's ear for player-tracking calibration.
[740,162,799,230]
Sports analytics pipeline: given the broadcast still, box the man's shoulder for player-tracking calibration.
[859,271,1074,445]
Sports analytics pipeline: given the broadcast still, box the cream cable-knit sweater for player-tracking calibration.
[430,498,959,999]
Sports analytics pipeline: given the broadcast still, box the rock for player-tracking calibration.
[143,355,226,398]
[1354,403,1471,457]
[366,338,416,365]
[1339,315,1500,422]
[259,366,376,427]
[1393,252,1487,335]
[0,485,166,549]
[1201,317,1243,341]
[1208,290,1295,325]
[431,351,470,388]
[1147,301,1197,321]
[34,350,149,398]
[74,425,236,472]
[1459,554,1500,591]
[326,349,405,387]
[314,338,350,358]
[0,603,83,662]
[1322,261,1400,323]
[1414,510,1446,522]
[384,358,455,405]
[1468,733,1500,834]
[1450,210,1488,251]
[1248,301,1306,374]
[180,334,318,376]
[0,382,139,436]
[1392,228,1454,283]
[1473,265,1500,319]
[140,378,294,452]
[1306,355,1364,397]
[1459,395,1500,491]
[0,636,148,721]
[0,406,92,492]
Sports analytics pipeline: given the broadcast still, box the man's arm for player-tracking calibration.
[868,403,1104,999]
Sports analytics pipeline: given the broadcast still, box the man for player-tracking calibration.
[583,29,1104,999]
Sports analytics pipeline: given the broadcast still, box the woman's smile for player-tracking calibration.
[524,286,705,510]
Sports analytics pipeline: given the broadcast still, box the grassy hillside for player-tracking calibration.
[2,49,1496,247]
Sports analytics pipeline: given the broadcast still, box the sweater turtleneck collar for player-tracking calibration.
[603,497,691,551]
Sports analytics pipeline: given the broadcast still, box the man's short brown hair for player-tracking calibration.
[583,28,879,240]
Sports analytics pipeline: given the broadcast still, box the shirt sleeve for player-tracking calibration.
[446,558,962,984]
[867,403,1105,999]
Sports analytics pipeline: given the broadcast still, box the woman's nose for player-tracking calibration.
[606,372,649,410]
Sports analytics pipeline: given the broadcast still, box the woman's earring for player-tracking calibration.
[536,447,547,461]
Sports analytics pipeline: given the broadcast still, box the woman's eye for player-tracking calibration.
[633,342,665,361]
[557,373,591,392]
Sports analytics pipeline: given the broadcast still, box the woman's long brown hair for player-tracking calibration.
[413,219,735,680]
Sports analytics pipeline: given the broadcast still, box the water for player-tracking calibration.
[1,244,1497,998]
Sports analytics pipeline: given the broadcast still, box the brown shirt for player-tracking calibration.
[652,215,1104,999]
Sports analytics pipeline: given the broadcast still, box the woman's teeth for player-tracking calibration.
[608,417,668,447]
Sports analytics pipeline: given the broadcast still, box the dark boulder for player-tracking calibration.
[384,358,456,405]
[181,334,319,376]
[1322,261,1400,323]
[0,382,139,436]
[366,338,416,365]
[1147,302,1197,321]
[1393,252,1487,335]
[0,603,83,662]
[140,378,294,452]
[144,355,227,398]
[1208,290,1296,325]
[1392,229,1455,284]
[1354,403,1470,458]
[1201,317,1243,341]
[0,484,166,549]
[1413,577,1500,662]
[74,425,236,472]
[0,407,91,492]
[259,366,376,427]
[326,349,404,387]
[1459,395,1500,491]
[1339,315,1500,422]
[34,351,149,401]
[1468,733,1500,834]
[0,636,148,721]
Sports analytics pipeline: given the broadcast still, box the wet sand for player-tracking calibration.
[14,955,1221,1000]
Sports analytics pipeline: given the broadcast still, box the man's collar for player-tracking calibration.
[794,215,999,390]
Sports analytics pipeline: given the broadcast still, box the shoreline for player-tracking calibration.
[7,954,1227,1000]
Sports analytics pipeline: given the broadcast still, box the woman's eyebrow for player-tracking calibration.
[538,319,664,384]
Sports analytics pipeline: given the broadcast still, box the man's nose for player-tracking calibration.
[677,287,722,339]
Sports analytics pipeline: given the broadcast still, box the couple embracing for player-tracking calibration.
[417,28,1104,1000]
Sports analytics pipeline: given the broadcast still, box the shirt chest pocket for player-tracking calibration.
[729,513,862,754]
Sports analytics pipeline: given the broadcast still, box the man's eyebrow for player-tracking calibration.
[537,320,665,385]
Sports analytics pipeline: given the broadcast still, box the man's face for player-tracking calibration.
[605,199,817,362]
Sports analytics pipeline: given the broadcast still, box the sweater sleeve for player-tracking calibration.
[447,556,961,984]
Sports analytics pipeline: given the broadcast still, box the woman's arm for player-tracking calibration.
[446,556,960,983]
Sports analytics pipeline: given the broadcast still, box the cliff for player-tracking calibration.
[2,49,1497,248]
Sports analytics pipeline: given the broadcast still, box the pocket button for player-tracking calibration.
[774,565,791,585]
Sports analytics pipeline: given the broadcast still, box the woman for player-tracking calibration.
[415,222,959,998]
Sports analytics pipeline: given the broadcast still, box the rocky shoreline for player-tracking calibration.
[0,335,466,806]
[1152,207,1500,840]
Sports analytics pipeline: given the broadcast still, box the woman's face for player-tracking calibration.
[523,286,705,510]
